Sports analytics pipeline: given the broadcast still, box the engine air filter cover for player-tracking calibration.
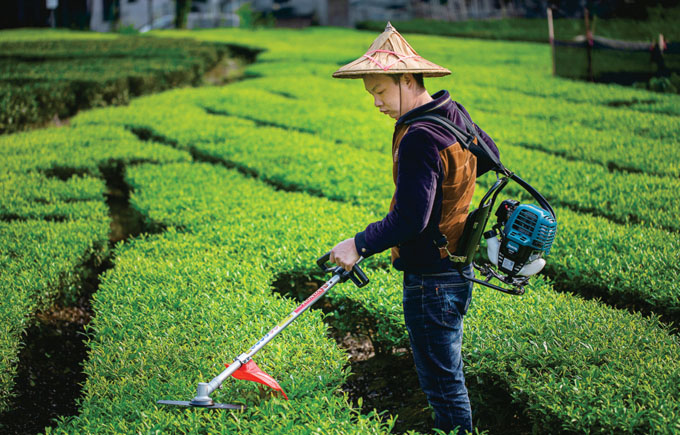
[505,204,557,254]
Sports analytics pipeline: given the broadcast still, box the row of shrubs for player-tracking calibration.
[0,218,109,413]
[0,122,194,414]
[113,161,680,434]
[7,26,677,433]
[72,82,680,234]
[70,86,680,321]
[182,28,680,177]
[0,34,242,134]
[194,76,680,178]
[449,64,680,117]
[48,162,393,434]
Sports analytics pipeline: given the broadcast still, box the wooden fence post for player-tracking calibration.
[547,7,555,76]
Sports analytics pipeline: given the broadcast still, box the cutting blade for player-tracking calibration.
[157,400,245,410]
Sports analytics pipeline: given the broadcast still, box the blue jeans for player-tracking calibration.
[403,265,474,435]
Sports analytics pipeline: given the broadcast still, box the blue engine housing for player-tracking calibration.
[505,204,557,256]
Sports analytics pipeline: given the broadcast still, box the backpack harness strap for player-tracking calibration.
[403,106,509,264]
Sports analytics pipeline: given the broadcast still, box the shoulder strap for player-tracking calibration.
[404,110,509,176]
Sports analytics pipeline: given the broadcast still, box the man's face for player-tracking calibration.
[363,74,402,120]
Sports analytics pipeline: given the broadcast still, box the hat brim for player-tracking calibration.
[332,68,451,79]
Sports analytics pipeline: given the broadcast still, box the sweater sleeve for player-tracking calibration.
[354,128,440,257]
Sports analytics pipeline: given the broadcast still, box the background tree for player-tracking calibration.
[175,0,192,28]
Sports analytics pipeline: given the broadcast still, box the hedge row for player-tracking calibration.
[149,30,680,188]
[0,218,109,413]
[470,104,679,178]
[115,161,680,433]
[73,83,680,232]
[449,64,680,117]
[0,34,239,134]
[49,162,393,434]
[194,83,680,231]
[181,28,680,139]
[0,121,193,415]
[153,72,679,178]
[455,82,680,167]
[70,89,680,320]
[0,171,106,221]
[484,141,680,232]
[0,124,192,175]
[71,96,393,214]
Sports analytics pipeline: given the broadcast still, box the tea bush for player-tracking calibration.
[0,217,109,412]
[47,230,394,434]
[0,32,240,134]
[5,26,679,433]
[72,83,680,231]
[0,124,192,175]
[69,87,680,321]
[102,161,680,434]
[0,120,191,413]
[0,172,106,220]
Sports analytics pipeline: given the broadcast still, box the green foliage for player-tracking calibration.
[0,172,106,220]
[103,161,680,434]
[70,79,680,320]
[4,25,680,433]
[0,117,190,414]
[0,218,109,412]
[0,124,192,175]
[46,165,392,434]
[0,33,240,133]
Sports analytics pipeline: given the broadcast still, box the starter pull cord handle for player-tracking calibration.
[317,252,369,288]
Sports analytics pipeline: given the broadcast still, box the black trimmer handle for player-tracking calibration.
[316,252,336,273]
[316,252,369,288]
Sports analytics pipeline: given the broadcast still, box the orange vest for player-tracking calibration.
[389,124,478,264]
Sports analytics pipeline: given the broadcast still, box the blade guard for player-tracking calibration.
[230,359,289,400]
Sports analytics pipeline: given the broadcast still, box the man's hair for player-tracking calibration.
[388,73,425,89]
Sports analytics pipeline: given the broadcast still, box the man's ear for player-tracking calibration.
[402,73,417,90]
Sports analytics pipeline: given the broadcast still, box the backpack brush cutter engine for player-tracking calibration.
[156,253,368,410]
[406,109,558,296]
[458,173,557,295]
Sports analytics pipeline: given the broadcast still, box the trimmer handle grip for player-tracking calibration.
[316,252,369,288]
[316,251,336,273]
[344,263,369,288]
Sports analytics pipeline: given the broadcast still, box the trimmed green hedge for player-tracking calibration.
[0,172,106,220]
[0,124,192,175]
[71,88,680,321]
[0,218,109,412]
[0,120,192,415]
[111,161,680,434]
[47,163,393,433]
[0,33,240,134]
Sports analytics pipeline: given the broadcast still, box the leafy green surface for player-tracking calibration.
[0,218,109,412]
[3,26,680,433]
[0,32,239,134]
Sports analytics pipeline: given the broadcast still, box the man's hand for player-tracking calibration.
[330,238,359,272]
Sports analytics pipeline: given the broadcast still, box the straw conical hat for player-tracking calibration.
[333,22,451,79]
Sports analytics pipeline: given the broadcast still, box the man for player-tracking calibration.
[329,23,499,434]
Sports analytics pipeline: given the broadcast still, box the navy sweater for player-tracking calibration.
[354,90,498,274]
